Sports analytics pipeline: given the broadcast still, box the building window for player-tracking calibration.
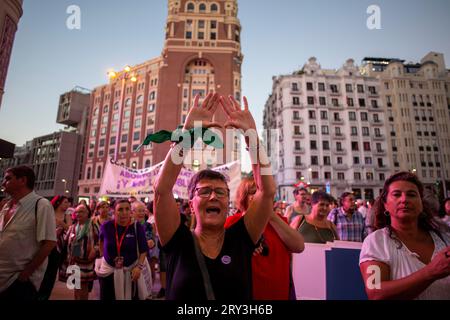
[121,134,128,143]
[362,127,369,136]
[97,166,102,179]
[133,132,140,141]
[366,172,374,180]
[321,126,329,135]
[293,111,300,120]
[110,137,116,145]
[134,119,141,128]
[186,31,192,39]
[363,142,371,151]
[210,32,216,40]
[330,84,338,93]
[323,156,331,166]
[187,2,195,12]
[308,110,316,119]
[306,82,313,91]
[136,95,143,105]
[349,112,356,121]
[292,83,299,91]
[351,142,359,151]
[311,156,319,165]
[347,98,354,107]
[361,112,368,121]
[332,98,339,106]
[323,141,330,150]
[338,172,345,180]
[354,157,360,164]
[318,83,325,92]
[125,98,132,107]
[319,97,326,106]
[359,99,366,107]
[124,110,131,118]
[99,139,105,147]
[365,157,372,165]
[293,97,300,105]
[357,85,364,93]
[198,32,204,40]
[307,97,314,105]
[354,172,361,180]
[310,140,317,150]
[149,91,156,100]
[346,84,353,93]
[199,3,206,12]
[294,126,301,135]
[86,167,91,180]
[148,104,155,112]
[324,172,331,179]
[309,125,317,134]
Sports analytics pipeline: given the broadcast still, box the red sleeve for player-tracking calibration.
[224,213,243,229]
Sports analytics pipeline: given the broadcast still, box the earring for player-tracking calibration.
[384,210,390,217]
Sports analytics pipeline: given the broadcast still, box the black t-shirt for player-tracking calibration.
[163,218,255,301]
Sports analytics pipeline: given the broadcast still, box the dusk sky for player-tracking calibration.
[1,0,450,155]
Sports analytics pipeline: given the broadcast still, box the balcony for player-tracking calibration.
[330,90,341,96]
[373,134,385,141]
[374,149,387,156]
[370,119,384,126]
[332,164,349,170]
[294,163,308,170]
[328,104,343,111]
[292,132,305,139]
[293,148,306,154]
[332,133,346,140]
[368,105,381,112]
[332,148,347,155]
[331,118,344,125]
[292,117,304,124]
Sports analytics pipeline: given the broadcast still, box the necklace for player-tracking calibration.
[313,224,337,243]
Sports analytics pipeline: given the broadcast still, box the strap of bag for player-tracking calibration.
[191,231,216,300]
[34,198,43,228]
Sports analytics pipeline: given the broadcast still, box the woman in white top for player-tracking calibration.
[359,172,450,300]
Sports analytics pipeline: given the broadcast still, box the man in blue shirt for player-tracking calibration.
[327,192,367,242]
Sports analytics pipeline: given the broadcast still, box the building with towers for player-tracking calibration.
[78,0,243,199]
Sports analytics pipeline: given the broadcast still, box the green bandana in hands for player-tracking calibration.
[134,127,224,152]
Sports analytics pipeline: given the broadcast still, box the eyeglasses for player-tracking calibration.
[195,187,230,198]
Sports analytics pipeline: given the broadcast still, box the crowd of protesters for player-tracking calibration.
[1,94,449,301]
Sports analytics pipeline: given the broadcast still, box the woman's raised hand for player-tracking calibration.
[219,95,257,133]
[183,93,222,131]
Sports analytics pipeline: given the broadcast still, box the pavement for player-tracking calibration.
[49,272,163,300]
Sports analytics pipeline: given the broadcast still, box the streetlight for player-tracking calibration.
[61,179,69,194]
[108,65,135,161]
[412,168,417,174]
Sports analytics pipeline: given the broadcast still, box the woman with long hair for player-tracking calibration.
[359,172,450,299]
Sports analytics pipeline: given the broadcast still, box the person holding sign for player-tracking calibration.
[153,93,276,300]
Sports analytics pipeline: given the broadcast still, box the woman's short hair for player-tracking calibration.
[235,177,256,213]
[187,170,228,200]
[311,191,332,205]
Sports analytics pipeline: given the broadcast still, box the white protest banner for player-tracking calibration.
[99,158,241,201]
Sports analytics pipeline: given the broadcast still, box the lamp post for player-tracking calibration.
[108,66,137,162]
[61,179,69,195]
